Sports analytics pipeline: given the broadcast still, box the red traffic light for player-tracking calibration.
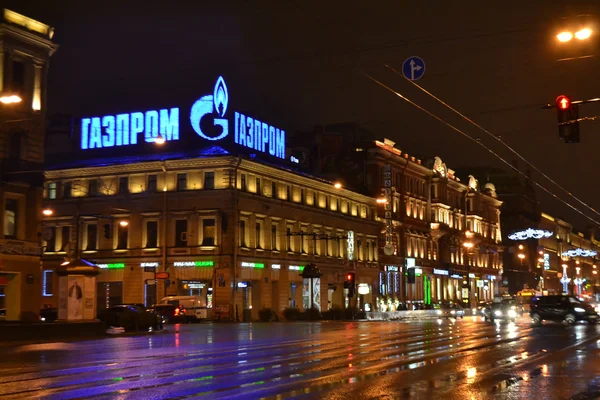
[346,274,352,281]
[556,95,571,110]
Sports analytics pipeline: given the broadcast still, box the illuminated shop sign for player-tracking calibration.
[468,273,476,278]
[182,281,206,289]
[406,258,416,268]
[237,282,249,288]
[347,231,355,261]
[97,263,125,269]
[174,261,214,267]
[543,253,550,270]
[141,262,159,268]
[384,265,399,272]
[241,262,265,269]
[289,265,305,271]
[271,264,281,269]
[433,268,449,276]
[450,274,462,279]
[80,76,286,159]
[357,283,370,295]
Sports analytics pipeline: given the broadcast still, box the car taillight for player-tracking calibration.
[174,308,180,316]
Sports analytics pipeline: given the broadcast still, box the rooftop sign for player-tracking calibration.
[80,76,286,159]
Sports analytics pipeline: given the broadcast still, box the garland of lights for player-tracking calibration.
[561,248,598,258]
[507,229,553,241]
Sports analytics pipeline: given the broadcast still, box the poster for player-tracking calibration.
[67,276,85,320]
[58,276,68,320]
[83,276,96,320]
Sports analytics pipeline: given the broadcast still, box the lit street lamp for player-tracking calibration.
[0,94,22,104]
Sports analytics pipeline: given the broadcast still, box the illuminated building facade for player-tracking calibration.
[41,151,381,320]
[0,10,57,321]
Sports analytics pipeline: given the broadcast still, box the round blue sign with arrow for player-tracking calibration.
[402,56,426,81]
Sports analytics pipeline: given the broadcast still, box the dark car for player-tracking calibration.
[436,303,465,319]
[530,295,599,325]
[98,304,162,331]
[149,304,186,324]
[483,299,519,322]
[39,308,58,322]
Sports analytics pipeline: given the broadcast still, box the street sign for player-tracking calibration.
[155,272,169,279]
[402,56,426,81]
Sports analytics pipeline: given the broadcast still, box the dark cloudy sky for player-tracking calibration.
[7,0,600,228]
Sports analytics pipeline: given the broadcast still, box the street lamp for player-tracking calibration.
[333,182,342,189]
[0,94,22,104]
[119,220,129,227]
[42,208,53,216]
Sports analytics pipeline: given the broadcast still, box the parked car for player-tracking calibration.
[436,303,465,319]
[530,295,599,325]
[483,299,519,323]
[98,304,162,331]
[149,304,186,324]
[158,296,207,322]
[39,308,58,322]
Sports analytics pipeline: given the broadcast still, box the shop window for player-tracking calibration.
[88,179,98,196]
[44,227,56,252]
[117,223,128,249]
[118,176,129,194]
[204,171,215,190]
[145,221,158,248]
[60,226,71,251]
[175,219,188,247]
[202,219,216,246]
[43,270,53,296]
[255,222,263,249]
[147,175,157,192]
[48,182,57,199]
[3,199,18,239]
[177,173,187,191]
[85,224,97,250]
[271,224,278,250]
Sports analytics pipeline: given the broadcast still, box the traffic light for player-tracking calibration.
[407,268,416,284]
[346,272,355,297]
[103,223,112,239]
[556,95,580,143]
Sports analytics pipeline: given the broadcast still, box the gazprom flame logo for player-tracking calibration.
[190,76,229,141]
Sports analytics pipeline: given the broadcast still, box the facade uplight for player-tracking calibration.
[333,182,342,189]
[376,198,387,204]
[518,253,526,259]
[154,134,166,145]
[42,208,53,216]
[518,244,524,250]
[119,220,129,227]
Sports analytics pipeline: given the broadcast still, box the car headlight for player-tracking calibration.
[508,310,517,318]
[573,307,586,313]
[494,310,502,317]
[437,310,442,315]
[451,310,456,315]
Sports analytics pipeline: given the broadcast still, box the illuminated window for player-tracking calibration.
[42,270,53,296]
[3,199,18,239]
[204,171,215,190]
[44,227,56,252]
[147,175,157,192]
[48,182,57,199]
[202,219,215,246]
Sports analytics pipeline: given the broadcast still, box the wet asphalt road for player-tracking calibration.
[0,317,599,400]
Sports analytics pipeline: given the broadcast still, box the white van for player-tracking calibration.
[159,296,207,322]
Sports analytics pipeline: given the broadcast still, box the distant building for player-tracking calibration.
[0,9,57,321]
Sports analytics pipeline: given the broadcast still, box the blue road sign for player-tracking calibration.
[402,56,426,81]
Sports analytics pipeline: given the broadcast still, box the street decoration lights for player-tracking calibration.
[561,248,598,258]
[507,229,553,241]
[574,267,584,295]
[560,263,570,294]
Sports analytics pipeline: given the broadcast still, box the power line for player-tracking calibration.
[359,70,600,227]
[384,63,600,222]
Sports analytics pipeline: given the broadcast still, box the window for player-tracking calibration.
[272,182,277,198]
[202,219,215,246]
[240,220,247,247]
[241,174,247,191]
[48,183,57,199]
[204,172,215,190]
[301,228,309,254]
[3,199,18,239]
[255,222,262,249]
[300,189,305,204]
[88,180,98,196]
[256,177,261,195]
[313,192,317,207]
[286,185,291,201]
[11,60,25,94]
[86,224,97,250]
[43,270,53,296]
[118,177,129,195]
[117,223,128,249]
[145,221,158,248]
[325,195,329,209]
[44,227,56,252]
[177,173,187,191]
[271,224,278,251]
[60,226,71,251]
[64,182,72,198]
[286,227,292,252]
[357,239,362,260]
[175,219,188,247]
[147,175,157,192]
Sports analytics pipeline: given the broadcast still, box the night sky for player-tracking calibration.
[7,0,600,229]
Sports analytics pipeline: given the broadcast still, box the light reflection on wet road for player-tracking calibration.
[0,317,598,399]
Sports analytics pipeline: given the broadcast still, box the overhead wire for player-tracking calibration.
[384,63,600,221]
[359,70,600,227]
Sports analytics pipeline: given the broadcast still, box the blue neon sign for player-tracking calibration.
[80,76,286,159]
